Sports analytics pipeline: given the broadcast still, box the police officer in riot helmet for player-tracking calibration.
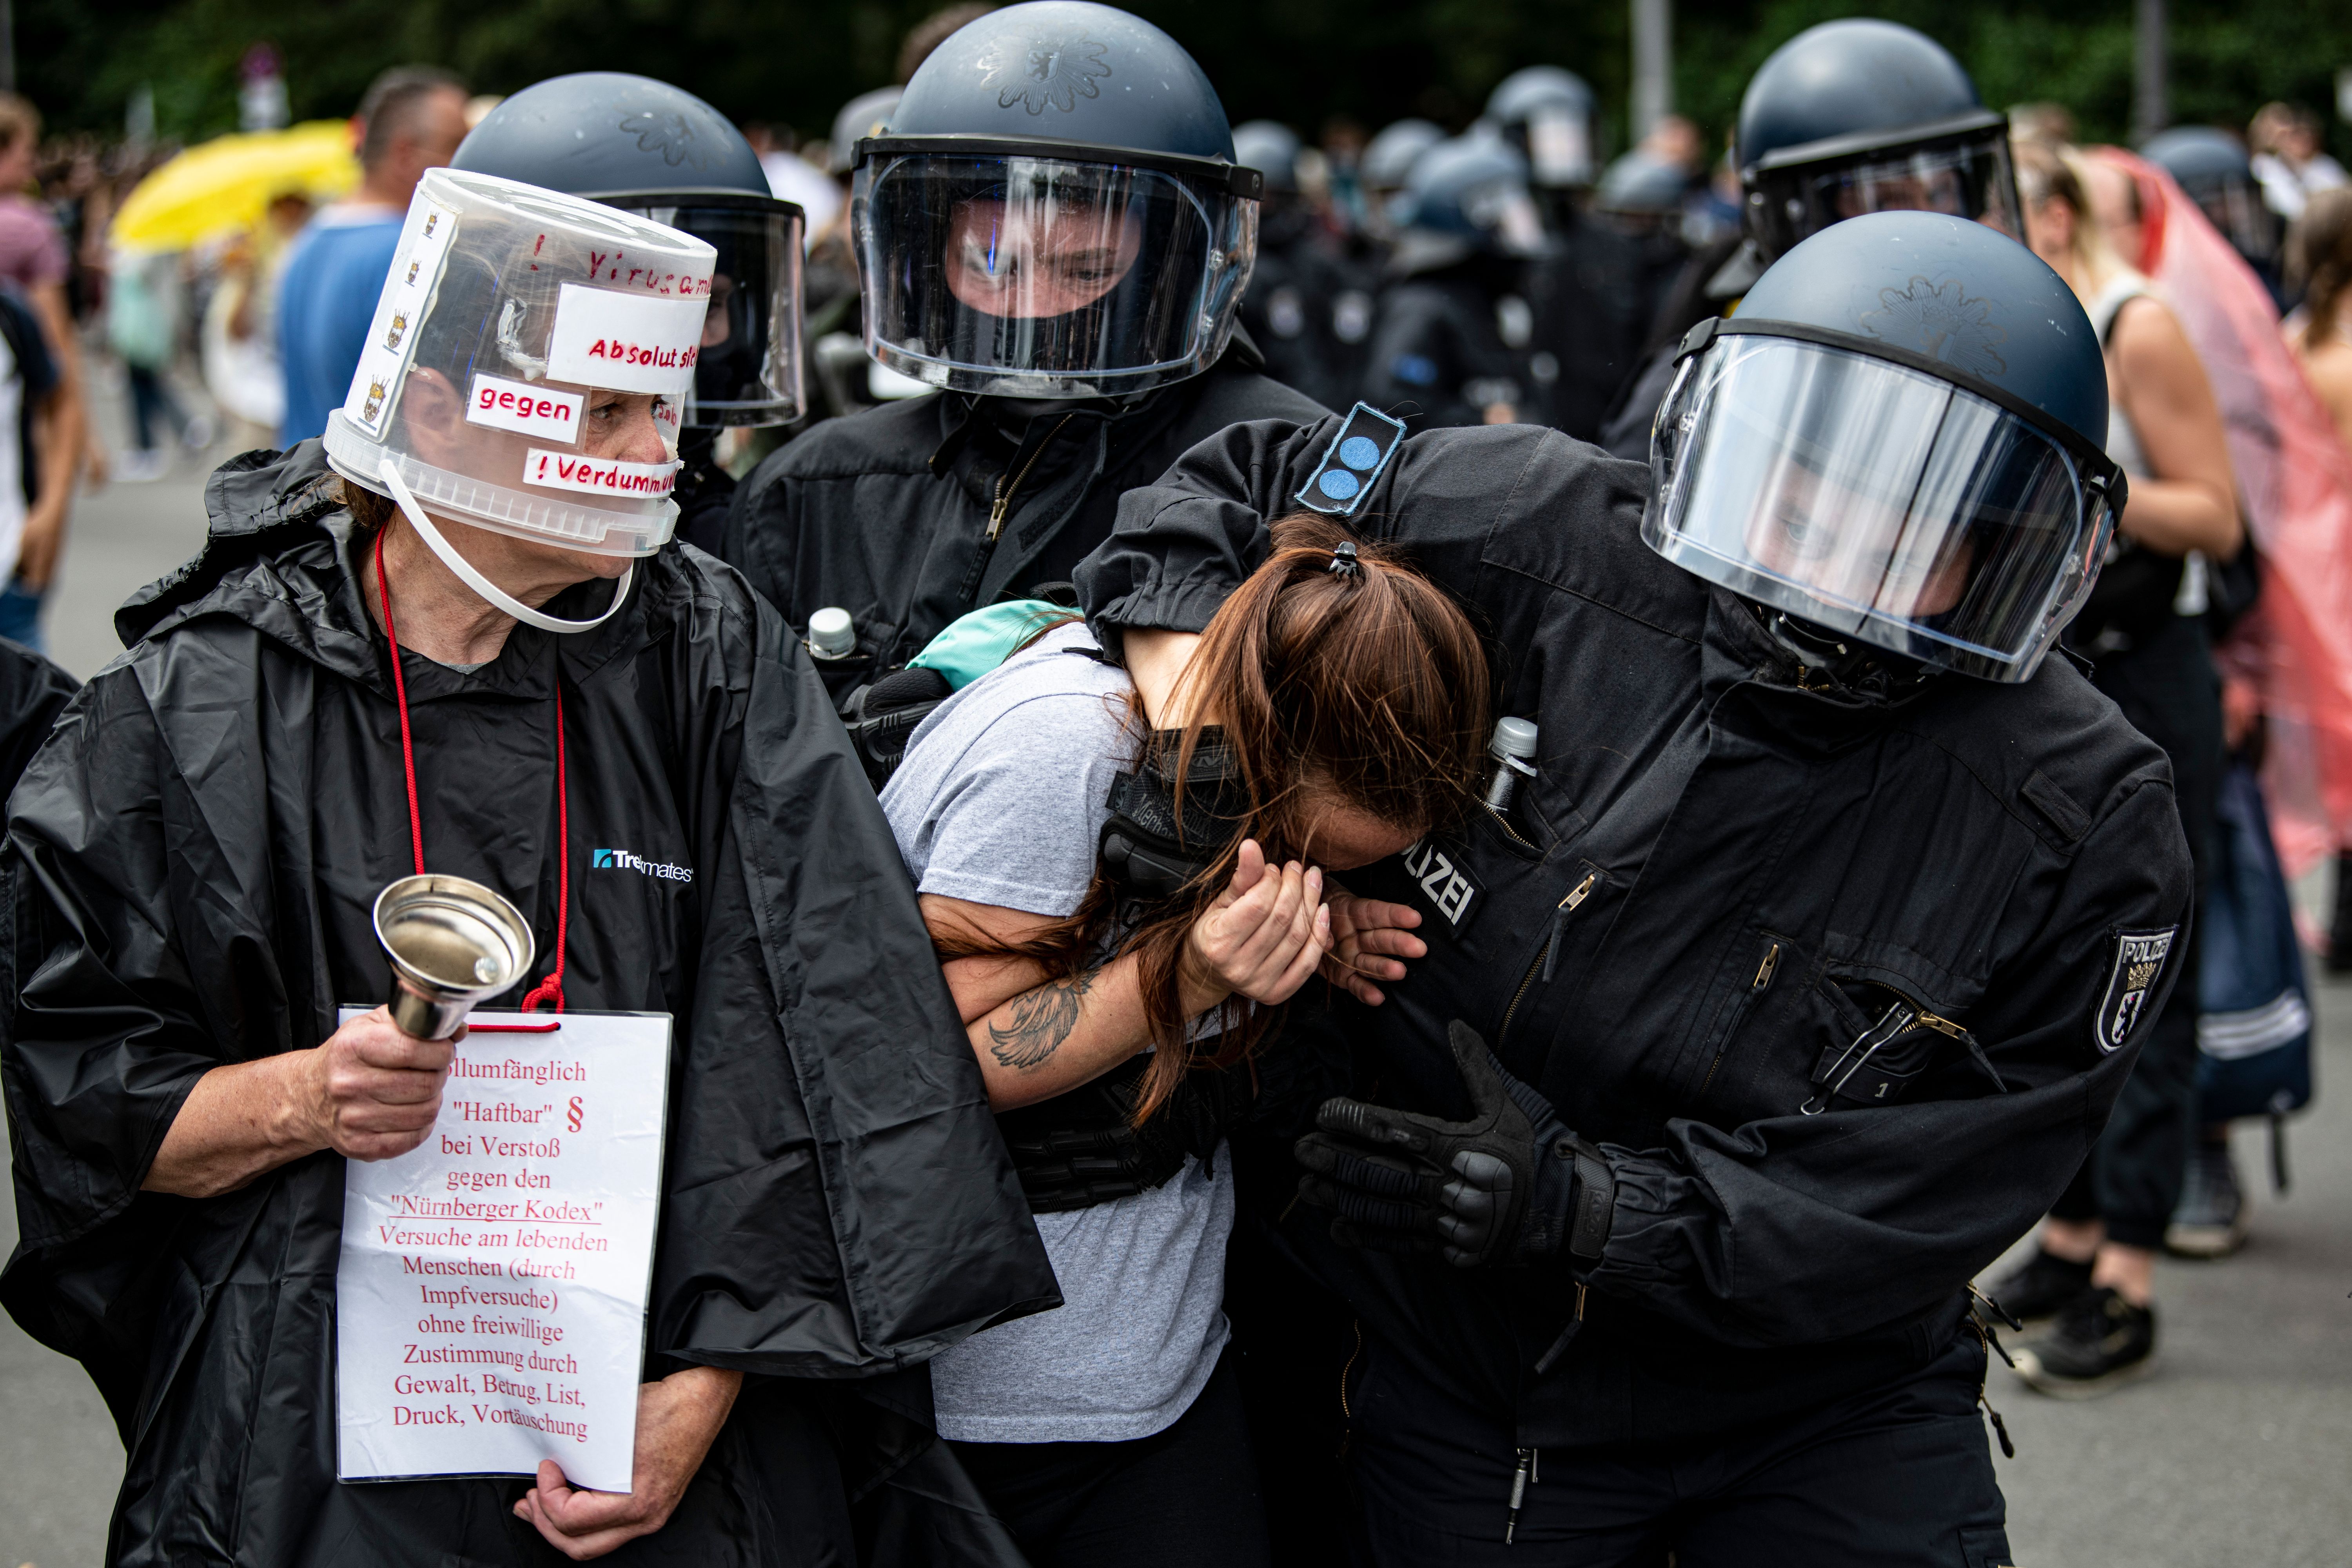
[1078,211,2190,1563]
[1361,130,1544,429]
[1600,18,2024,459]
[721,0,1326,704]
[1485,67,1651,441]
[450,74,807,555]
[2141,126,2287,303]
[1232,120,1372,412]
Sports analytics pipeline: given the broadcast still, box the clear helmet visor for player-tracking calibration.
[853,151,1256,397]
[1644,336,2116,682]
[323,168,717,557]
[1752,132,2022,258]
[608,200,806,427]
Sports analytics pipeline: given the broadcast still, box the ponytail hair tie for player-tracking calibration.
[1327,541,1363,580]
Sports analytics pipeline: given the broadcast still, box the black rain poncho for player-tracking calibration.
[0,444,1058,1566]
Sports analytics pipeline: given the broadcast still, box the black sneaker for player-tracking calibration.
[2166,1137,2249,1258]
[1982,1248,2094,1324]
[2009,1287,2156,1398]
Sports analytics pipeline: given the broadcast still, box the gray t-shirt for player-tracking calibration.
[879,622,1234,1443]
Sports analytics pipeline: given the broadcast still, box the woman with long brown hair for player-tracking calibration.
[1994,137,2242,1394]
[878,512,1492,1568]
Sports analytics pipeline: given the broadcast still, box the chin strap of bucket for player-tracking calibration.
[377,456,634,636]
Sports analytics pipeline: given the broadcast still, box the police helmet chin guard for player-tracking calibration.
[451,73,806,429]
[1736,20,2022,263]
[1642,211,2126,685]
[323,168,717,559]
[849,0,1262,399]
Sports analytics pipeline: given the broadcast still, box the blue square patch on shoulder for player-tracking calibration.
[1295,403,1408,519]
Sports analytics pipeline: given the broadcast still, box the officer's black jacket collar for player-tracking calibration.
[1700,588,1941,740]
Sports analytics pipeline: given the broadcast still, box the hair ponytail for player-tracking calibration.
[940,513,1492,1123]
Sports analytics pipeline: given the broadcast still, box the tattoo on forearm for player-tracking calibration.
[988,970,1096,1071]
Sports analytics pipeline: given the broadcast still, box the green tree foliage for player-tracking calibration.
[20,0,2352,163]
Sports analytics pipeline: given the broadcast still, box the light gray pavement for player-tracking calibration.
[5,374,2352,1563]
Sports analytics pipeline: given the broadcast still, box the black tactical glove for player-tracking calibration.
[1294,1021,1615,1269]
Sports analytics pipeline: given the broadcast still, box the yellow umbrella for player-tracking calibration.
[111,120,361,254]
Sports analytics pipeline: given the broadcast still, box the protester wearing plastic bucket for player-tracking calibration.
[0,161,1054,1565]
[322,167,712,632]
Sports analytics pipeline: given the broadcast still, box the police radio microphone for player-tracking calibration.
[1484,718,1539,813]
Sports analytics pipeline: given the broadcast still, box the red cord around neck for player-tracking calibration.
[374,527,568,1013]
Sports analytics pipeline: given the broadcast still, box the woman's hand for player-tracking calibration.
[514,1365,742,1559]
[1183,839,1330,1009]
[1320,892,1427,1006]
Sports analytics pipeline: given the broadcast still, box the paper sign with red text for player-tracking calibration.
[544,284,706,395]
[466,373,583,441]
[523,450,681,498]
[336,1008,671,1492]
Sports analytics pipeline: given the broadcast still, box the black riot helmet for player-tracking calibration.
[452,73,806,428]
[1486,66,1597,190]
[2141,126,2281,269]
[850,0,1262,399]
[1735,21,2022,267]
[1648,211,2123,684]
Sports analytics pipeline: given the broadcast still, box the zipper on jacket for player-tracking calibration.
[1799,982,1970,1114]
[1499,870,1599,1047]
[1697,938,1782,1098]
[957,414,1078,605]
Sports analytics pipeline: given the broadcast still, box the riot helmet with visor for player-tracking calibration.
[1735,21,2021,265]
[849,0,1261,398]
[1644,211,2125,684]
[450,73,805,429]
[1486,66,1598,190]
[2141,126,2281,270]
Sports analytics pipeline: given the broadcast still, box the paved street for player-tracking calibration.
[4,390,2352,1564]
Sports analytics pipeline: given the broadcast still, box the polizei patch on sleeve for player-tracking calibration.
[1401,836,1486,936]
[1294,402,1407,519]
[2094,926,2178,1053]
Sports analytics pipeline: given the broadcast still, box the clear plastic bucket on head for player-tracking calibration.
[852,150,1255,397]
[322,167,718,559]
[1644,332,2119,683]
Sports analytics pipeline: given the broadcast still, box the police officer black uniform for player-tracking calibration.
[1599,19,2024,459]
[1361,131,1543,429]
[450,73,808,555]
[1232,119,1377,414]
[721,0,1325,702]
[1487,67,1650,442]
[1077,211,2194,1564]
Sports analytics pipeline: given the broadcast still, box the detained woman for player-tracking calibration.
[0,171,1053,1566]
[878,515,1492,1567]
[1991,138,2244,1395]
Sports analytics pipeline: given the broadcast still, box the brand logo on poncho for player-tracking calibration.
[592,848,693,884]
[978,31,1112,114]
[384,312,409,351]
[2094,926,2176,1053]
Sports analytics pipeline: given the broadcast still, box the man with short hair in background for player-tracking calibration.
[276,65,468,446]
[0,94,87,649]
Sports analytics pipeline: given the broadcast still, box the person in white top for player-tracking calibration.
[2249,101,2350,222]
[1989,136,2244,1397]
[881,515,1493,1567]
